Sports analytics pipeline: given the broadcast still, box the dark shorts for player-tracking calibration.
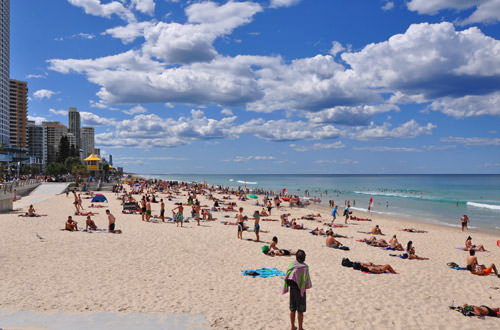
[109,223,115,231]
[287,280,306,313]
[238,222,244,232]
[73,201,78,205]
[255,224,260,233]
[142,207,146,213]
[160,210,165,217]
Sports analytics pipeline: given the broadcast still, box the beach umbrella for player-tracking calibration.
[248,194,258,199]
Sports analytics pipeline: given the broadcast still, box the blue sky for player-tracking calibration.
[10,0,500,174]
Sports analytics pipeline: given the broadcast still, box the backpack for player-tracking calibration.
[341,258,353,267]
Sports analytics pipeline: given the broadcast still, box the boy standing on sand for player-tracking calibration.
[172,204,184,227]
[283,250,311,330]
[253,210,260,242]
[237,207,244,239]
[106,209,121,233]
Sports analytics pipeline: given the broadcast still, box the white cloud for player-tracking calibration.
[289,141,345,152]
[350,120,436,141]
[234,118,341,141]
[269,0,301,9]
[329,41,345,56]
[429,92,500,118]
[68,0,136,22]
[49,108,67,116]
[27,115,47,125]
[123,105,147,115]
[26,73,46,79]
[441,136,500,146]
[228,155,276,162]
[382,1,394,11]
[307,104,399,126]
[131,0,155,15]
[33,89,57,100]
[80,111,117,126]
[354,146,422,152]
[221,109,233,116]
[342,22,500,102]
[104,21,154,44]
[407,0,500,25]
[315,159,359,165]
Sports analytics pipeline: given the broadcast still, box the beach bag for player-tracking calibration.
[341,258,353,267]
[262,245,270,255]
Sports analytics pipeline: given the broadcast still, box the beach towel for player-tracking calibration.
[82,229,109,233]
[282,260,312,297]
[389,254,408,259]
[242,268,285,278]
[325,245,350,250]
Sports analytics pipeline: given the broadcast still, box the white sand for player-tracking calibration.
[1,187,500,329]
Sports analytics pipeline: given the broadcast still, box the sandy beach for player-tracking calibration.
[1,183,500,329]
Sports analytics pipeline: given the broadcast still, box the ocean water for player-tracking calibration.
[141,174,500,231]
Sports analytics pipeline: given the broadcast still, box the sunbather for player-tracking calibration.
[389,235,403,250]
[269,236,296,256]
[65,216,78,231]
[465,236,486,252]
[85,216,98,231]
[371,225,384,235]
[404,241,429,260]
[360,262,398,274]
[466,249,499,276]
[326,231,344,248]
[461,305,499,317]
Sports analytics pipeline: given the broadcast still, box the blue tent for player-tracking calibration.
[91,194,107,203]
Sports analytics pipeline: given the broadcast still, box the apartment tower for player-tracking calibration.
[0,0,9,146]
[9,79,27,148]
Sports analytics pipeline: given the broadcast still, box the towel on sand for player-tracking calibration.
[242,268,285,278]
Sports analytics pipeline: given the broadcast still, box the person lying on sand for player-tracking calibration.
[371,225,384,235]
[326,231,344,248]
[403,241,429,260]
[89,203,106,208]
[75,211,99,216]
[389,235,404,250]
[360,262,398,274]
[401,228,426,233]
[359,237,389,248]
[460,305,500,317]
[86,216,98,231]
[465,236,486,252]
[289,219,304,230]
[65,216,78,231]
[269,236,296,256]
[467,249,499,276]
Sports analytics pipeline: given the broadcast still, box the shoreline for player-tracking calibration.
[138,173,500,234]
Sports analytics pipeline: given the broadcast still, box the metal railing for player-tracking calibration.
[0,179,42,195]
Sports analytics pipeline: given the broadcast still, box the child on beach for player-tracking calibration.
[283,250,311,330]
[253,210,260,242]
[237,207,244,239]
[172,204,184,227]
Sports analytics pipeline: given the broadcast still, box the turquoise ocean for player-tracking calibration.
[141,174,500,232]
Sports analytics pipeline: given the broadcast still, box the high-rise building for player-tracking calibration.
[94,148,100,156]
[9,79,27,148]
[67,132,76,149]
[0,0,10,147]
[68,107,81,150]
[42,121,67,164]
[81,126,94,159]
[27,120,47,168]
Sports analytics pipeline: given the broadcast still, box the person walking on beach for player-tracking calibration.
[172,204,184,227]
[145,197,152,222]
[343,206,350,224]
[283,249,311,330]
[461,214,469,231]
[331,205,338,223]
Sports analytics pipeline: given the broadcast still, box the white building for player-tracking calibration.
[81,126,94,159]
